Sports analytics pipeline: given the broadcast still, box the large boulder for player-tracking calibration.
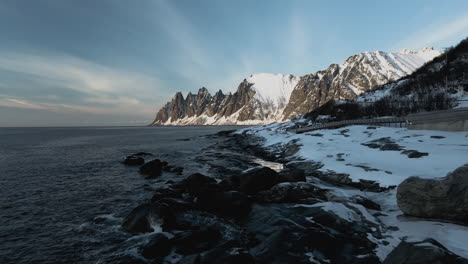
[235,167,279,195]
[397,164,468,222]
[139,159,167,178]
[383,239,468,264]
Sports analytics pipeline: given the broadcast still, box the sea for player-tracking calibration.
[0,126,240,264]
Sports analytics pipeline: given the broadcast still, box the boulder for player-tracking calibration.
[139,159,165,178]
[277,167,306,183]
[397,164,468,222]
[383,239,468,264]
[122,155,144,166]
[141,233,171,259]
[237,167,279,195]
[178,173,218,196]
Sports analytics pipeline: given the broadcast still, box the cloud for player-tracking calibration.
[393,13,468,50]
[0,51,166,121]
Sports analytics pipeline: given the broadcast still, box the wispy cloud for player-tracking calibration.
[393,13,468,50]
[0,51,165,121]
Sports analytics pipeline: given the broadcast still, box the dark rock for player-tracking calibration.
[367,126,377,129]
[171,228,222,255]
[141,233,171,259]
[352,195,381,211]
[277,167,306,183]
[140,159,165,178]
[238,167,279,195]
[362,137,404,151]
[401,150,429,158]
[122,203,163,234]
[431,136,446,139]
[122,156,144,166]
[133,152,153,156]
[200,241,254,264]
[255,182,328,204]
[179,173,217,196]
[383,239,468,264]
[196,190,251,219]
[397,164,468,222]
[150,187,183,203]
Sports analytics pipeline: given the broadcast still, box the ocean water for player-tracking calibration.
[0,126,239,264]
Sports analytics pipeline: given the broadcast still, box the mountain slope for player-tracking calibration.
[282,48,442,120]
[305,37,468,121]
[152,48,440,125]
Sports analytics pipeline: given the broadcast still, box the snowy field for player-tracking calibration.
[238,123,468,260]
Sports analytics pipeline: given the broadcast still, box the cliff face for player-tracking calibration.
[152,48,441,125]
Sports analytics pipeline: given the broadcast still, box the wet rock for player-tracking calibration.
[238,167,279,195]
[171,228,222,255]
[122,156,144,166]
[255,182,328,204]
[139,159,166,178]
[401,150,429,158]
[383,239,468,264]
[122,203,163,234]
[397,164,468,222]
[141,233,171,259]
[196,190,251,219]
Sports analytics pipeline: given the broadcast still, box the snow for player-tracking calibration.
[246,73,299,108]
[239,123,468,260]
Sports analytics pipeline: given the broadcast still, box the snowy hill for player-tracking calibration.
[152,48,440,125]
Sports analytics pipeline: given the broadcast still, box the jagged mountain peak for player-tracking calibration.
[152,47,441,125]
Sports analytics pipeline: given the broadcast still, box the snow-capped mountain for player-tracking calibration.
[152,48,441,125]
[282,48,442,119]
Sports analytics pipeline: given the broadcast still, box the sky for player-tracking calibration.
[0,0,467,127]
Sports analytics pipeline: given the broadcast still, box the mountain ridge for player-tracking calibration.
[152,48,441,125]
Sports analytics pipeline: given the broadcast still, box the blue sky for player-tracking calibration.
[0,0,467,126]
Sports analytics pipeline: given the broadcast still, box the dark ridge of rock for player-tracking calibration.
[383,239,468,264]
[277,167,306,183]
[397,164,468,223]
[401,150,429,158]
[351,195,381,211]
[122,156,144,166]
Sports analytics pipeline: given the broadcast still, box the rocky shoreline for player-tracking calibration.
[119,129,468,264]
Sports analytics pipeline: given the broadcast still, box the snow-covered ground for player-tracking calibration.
[238,123,468,260]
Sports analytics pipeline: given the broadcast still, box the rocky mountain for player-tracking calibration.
[152,48,441,125]
[282,48,441,120]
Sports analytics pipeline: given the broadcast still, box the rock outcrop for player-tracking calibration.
[397,164,468,222]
